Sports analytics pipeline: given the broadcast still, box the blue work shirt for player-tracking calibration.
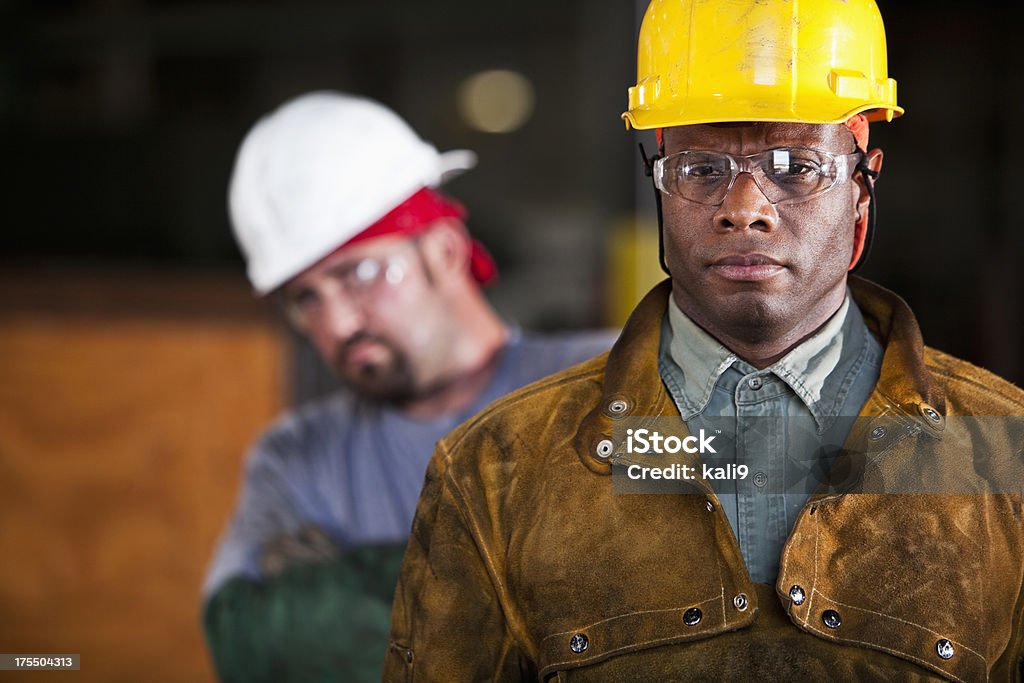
[658,293,882,583]
[204,328,615,597]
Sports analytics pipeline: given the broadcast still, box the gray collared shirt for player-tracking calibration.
[658,292,882,583]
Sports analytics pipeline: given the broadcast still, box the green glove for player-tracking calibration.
[204,540,408,683]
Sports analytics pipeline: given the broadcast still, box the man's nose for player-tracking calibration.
[713,172,778,233]
[319,292,364,341]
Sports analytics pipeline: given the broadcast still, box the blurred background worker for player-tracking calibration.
[201,91,615,682]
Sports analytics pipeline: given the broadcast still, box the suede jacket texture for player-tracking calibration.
[385,278,1024,682]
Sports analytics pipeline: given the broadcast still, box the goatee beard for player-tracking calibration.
[333,332,416,403]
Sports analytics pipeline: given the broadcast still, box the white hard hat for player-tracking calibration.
[229,91,477,295]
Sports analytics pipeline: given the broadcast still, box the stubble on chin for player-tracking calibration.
[332,334,417,403]
[702,292,784,345]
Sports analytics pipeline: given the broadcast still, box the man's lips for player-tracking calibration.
[709,254,786,281]
[337,336,391,370]
[343,341,385,365]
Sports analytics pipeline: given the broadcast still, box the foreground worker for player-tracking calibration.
[385,1,1024,680]
[201,92,613,682]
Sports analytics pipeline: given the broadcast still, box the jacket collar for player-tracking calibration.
[576,277,944,471]
[661,293,863,432]
[847,276,945,416]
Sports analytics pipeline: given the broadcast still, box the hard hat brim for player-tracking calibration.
[622,102,904,131]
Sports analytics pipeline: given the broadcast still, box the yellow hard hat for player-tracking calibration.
[623,0,904,130]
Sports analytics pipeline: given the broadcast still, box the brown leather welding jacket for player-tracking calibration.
[385,278,1024,682]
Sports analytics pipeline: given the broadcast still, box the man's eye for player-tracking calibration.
[684,163,728,179]
[345,259,382,288]
[290,290,320,311]
[783,162,817,176]
[328,259,382,292]
[769,150,826,178]
[768,160,825,182]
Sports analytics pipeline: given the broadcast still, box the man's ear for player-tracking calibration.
[849,148,884,270]
[418,219,471,284]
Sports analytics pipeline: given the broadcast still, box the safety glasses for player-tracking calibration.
[653,147,863,206]
[281,241,420,333]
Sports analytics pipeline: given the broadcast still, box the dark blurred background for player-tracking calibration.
[0,1,1020,681]
[0,0,635,330]
[2,0,1021,378]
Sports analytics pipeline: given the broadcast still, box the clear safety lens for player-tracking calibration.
[281,247,414,332]
[653,148,862,206]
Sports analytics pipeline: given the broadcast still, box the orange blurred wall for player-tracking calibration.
[0,270,287,682]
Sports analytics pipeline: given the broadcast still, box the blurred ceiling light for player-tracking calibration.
[457,69,535,134]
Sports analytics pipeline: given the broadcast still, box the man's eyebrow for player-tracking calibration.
[323,260,361,278]
[763,128,831,148]
[282,283,314,301]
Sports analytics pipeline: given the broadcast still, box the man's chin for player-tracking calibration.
[337,365,416,403]
[694,290,787,341]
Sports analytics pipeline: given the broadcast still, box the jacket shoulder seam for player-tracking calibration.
[442,356,606,453]
[924,348,1024,410]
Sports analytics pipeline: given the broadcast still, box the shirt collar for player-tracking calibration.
[661,299,735,418]
[576,278,941,474]
[661,293,867,430]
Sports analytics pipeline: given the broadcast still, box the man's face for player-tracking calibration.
[661,122,869,346]
[281,234,455,403]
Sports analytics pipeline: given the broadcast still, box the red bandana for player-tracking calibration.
[342,188,498,286]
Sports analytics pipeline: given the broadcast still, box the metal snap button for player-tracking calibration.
[569,633,589,654]
[921,405,942,423]
[822,609,842,629]
[789,585,806,606]
[733,593,749,612]
[747,376,764,390]
[936,639,955,660]
[682,607,703,626]
[607,399,629,415]
[753,471,768,488]
[869,425,887,440]
[595,439,614,459]
[705,499,714,512]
